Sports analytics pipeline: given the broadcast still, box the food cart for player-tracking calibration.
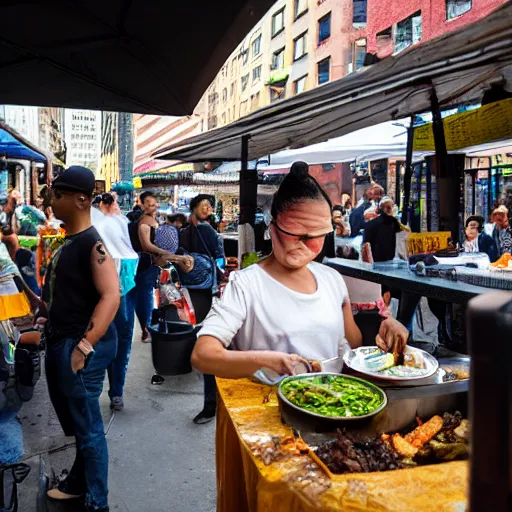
[215,368,469,512]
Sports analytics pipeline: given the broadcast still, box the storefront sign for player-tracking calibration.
[413,98,512,151]
[133,177,142,189]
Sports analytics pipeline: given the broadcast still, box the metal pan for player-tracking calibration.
[277,373,388,422]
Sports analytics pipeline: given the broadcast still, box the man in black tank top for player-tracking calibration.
[40,166,120,512]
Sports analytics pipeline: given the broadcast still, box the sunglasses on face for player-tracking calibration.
[272,219,333,243]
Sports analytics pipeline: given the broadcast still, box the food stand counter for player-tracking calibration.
[324,258,502,329]
[216,378,468,512]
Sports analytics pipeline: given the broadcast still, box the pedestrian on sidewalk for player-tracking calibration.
[42,166,120,512]
[93,193,139,412]
[180,194,226,425]
[129,191,193,342]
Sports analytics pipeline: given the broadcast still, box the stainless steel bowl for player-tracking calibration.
[277,373,388,422]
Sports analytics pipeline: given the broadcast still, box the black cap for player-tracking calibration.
[53,166,95,196]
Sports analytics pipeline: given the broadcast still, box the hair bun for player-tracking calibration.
[289,161,310,179]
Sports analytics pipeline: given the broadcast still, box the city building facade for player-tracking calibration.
[0,106,40,146]
[361,0,506,58]
[63,109,101,174]
[39,107,66,163]
[199,0,507,130]
[99,112,134,190]
[133,113,203,176]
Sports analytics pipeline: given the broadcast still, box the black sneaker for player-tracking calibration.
[110,396,124,412]
[193,404,216,425]
[47,470,84,500]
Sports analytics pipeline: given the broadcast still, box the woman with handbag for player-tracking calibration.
[130,192,193,342]
[179,194,225,424]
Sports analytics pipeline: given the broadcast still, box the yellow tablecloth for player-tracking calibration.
[216,378,468,512]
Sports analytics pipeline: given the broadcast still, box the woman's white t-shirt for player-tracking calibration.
[198,262,349,360]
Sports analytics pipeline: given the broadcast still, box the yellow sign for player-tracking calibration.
[407,232,451,256]
[413,98,512,152]
[133,177,142,189]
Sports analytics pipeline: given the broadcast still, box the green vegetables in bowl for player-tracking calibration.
[279,374,386,419]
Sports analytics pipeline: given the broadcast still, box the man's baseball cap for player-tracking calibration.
[52,166,95,196]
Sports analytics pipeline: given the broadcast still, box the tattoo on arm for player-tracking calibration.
[95,242,107,264]
[96,243,106,256]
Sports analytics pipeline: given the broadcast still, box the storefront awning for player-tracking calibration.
[0,122,48,162]
[154,2,512,161]
[0,1,275,116]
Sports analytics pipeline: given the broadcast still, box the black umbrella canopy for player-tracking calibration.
[0,0,274,115]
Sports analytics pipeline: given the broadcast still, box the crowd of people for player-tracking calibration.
[1,162,511,512]
[0,166,228,512]
[323,180,512,265]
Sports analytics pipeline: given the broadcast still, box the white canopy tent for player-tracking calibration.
[254,120,440,171]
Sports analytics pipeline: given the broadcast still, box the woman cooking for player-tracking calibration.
[191,162,409,378]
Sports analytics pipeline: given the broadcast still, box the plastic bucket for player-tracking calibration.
[149,320,197,376]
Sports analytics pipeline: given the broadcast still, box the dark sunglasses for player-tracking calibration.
[272,220,333,242]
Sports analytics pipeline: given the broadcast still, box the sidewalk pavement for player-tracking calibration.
[16,329,217,512]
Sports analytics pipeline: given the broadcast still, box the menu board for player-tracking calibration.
[413,98,512,152]
[407,231,451,256]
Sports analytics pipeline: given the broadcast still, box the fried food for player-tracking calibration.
[453,419,470,441]
[391,434,418,458]
[404,415,443,449]
[490,252,512,268]
[392,333,407,366]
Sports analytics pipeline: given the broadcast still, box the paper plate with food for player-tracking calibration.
[343,343,438,382]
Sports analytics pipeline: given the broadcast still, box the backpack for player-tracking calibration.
[127,210,144,252]
[127,211,154,274]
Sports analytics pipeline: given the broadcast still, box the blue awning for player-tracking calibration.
[0,126,47,162]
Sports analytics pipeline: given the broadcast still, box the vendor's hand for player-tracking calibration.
[257,351,308,376]
[377,317,409,353]
[71,347,86,373]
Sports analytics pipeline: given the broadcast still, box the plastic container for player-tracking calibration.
[149,320,197,376]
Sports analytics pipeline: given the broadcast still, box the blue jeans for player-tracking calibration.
[134,266,159,330]
[46,325,117,511]
[108,293,136,398]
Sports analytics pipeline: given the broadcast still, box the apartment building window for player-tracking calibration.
[230,82,236,97]
[395,11,422,53]
[294,32,307,61]
[252,65,262,83]
[222,112,226,124]
[241,73,249,91]
[208,116,217,130]
[272,47,285,70]
[317,57,330,85]
[272,8,285,37]
[231,58,237,77]
[242,49,249,65]
[446,0,471,20]
[294,75,307,94]
[252,34,262,58]
[222,88,228,103]
[240,100,249,117]
[353,0,367,25]
[250,92,261,110]
[294,0,307,20]
[318,12,331,44]
[354,38,367,71]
